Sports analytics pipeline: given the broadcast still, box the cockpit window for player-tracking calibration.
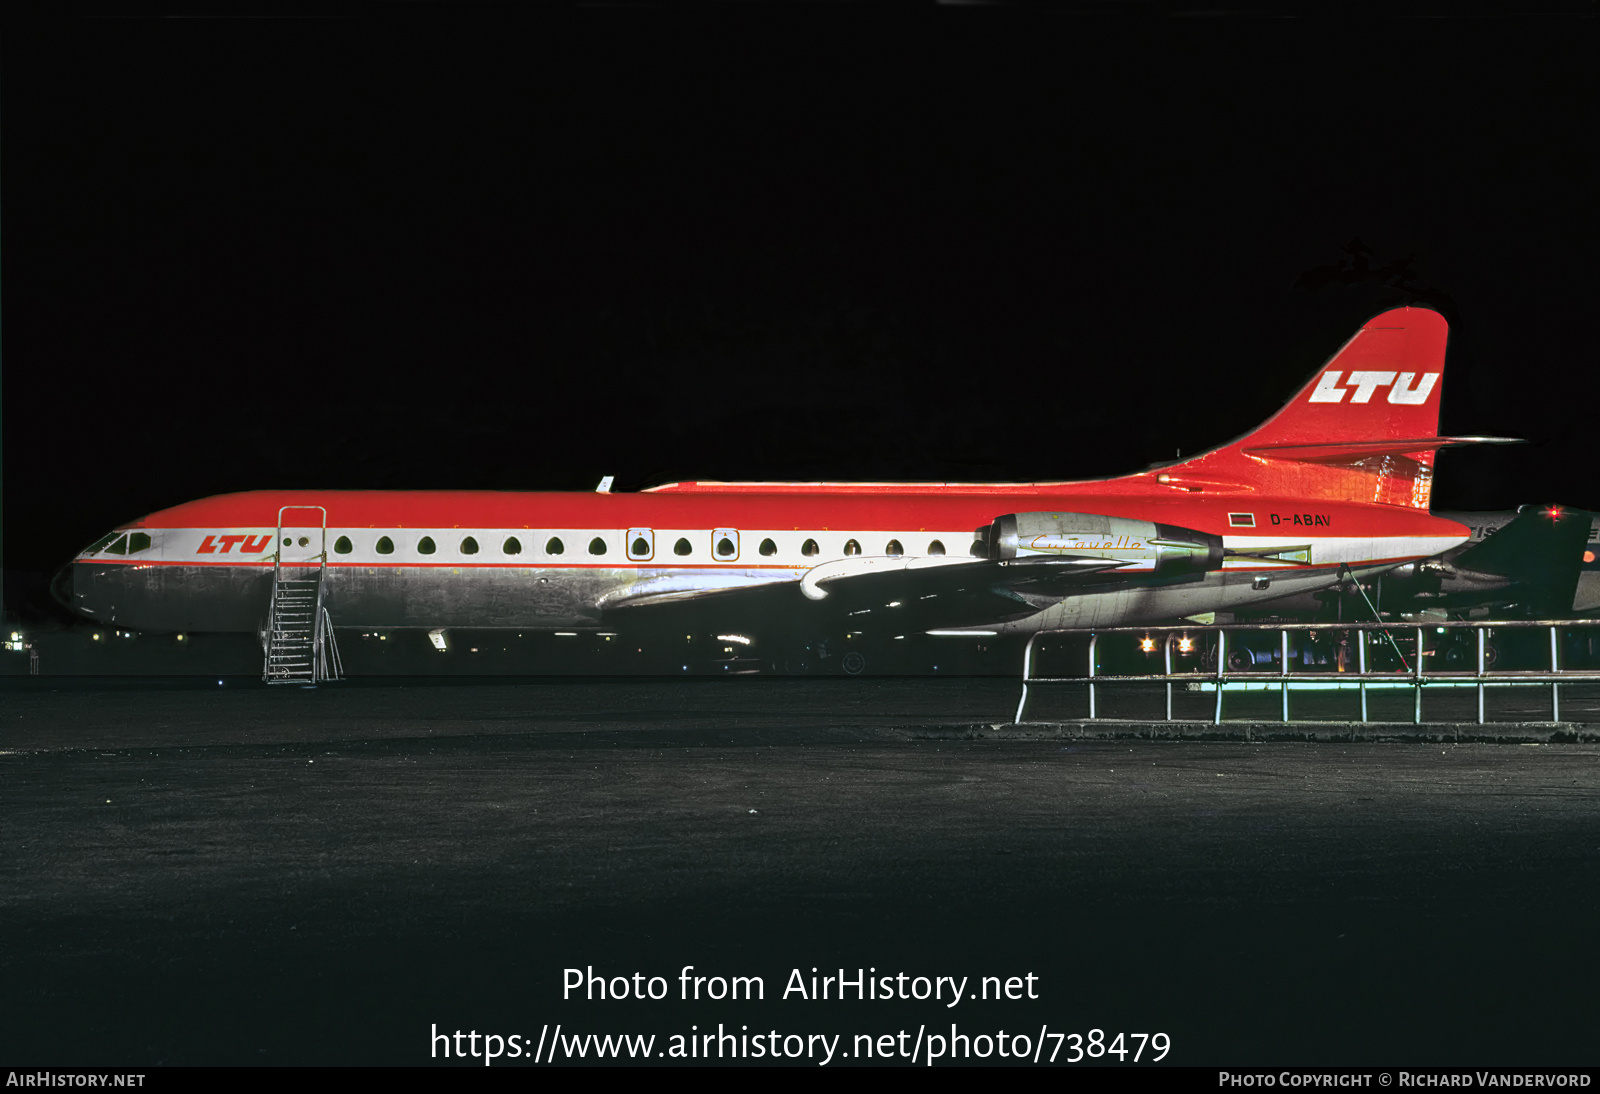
[84,533,121,555]
[104,534,130,555]
[127,532,152,553]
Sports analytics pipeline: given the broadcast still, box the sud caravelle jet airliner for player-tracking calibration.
[57,306,1515,663]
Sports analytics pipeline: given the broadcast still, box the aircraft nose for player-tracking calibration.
[50,564,76,612]
[51,562,103,621]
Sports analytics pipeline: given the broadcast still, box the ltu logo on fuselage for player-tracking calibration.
[197,534,272,554]
[1308,370,1439,405]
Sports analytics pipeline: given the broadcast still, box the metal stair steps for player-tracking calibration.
[263,529,343,686]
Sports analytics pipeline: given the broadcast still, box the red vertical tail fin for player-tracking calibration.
[1164,307,1511,508]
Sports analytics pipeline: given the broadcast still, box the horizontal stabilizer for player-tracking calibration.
[1242,436,1525,463]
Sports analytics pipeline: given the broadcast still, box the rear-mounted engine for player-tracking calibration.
[979,512,1223,576]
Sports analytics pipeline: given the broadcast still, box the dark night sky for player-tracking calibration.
[5,10,1596,591]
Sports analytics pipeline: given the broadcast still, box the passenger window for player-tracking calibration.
[376,536,395,555]
[674,538,692,556]
[589,537,607,556]
[334,536,353,554]
[802,539,819,557]
[503,537,522,555]
[127,532,152,553]
[546,537,564,555]
[759,538,777,556]
[418,536,436,555]
[885,539,903,556]
[716,537,736,558]
[928,540,945,555]
[105,535,129,555]
[631,536,650,556]
[970,540,986,557]
[461,536,479,555]
[714,529,739,559]
[843,539,861,556]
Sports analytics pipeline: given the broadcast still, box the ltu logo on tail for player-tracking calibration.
[1308,370,1439,405]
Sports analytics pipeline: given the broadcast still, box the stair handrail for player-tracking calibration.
[320,606,344,681]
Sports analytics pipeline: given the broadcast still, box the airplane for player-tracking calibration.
[1422,508,1600,618]
[53,305,1524,674]
[1222,504,1598,627]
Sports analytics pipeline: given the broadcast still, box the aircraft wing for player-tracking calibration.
[599,554,1135,621]
[800,552,1131,599]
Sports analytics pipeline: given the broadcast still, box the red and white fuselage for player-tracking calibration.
[59,307,1500,638]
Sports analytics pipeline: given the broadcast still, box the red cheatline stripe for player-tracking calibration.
[77,558,811,570]
[74,557,1427,572]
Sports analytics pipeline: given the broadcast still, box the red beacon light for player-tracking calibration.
[1545,505,1564,519]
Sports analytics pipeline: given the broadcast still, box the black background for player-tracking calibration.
[5,7,1596,590]
[2,8,1598,1071]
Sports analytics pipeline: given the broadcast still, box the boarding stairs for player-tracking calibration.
[263,506,344,686]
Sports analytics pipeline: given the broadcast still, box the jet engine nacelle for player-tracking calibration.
[983,512,1224,576]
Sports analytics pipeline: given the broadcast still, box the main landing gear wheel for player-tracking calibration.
[840,650,867,675]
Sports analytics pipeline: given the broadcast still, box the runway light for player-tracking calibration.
[716,634,752,646]
[1140,635,1155,653]
[1178,634,1195,653]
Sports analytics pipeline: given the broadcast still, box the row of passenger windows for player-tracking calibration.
[324,535,954,558]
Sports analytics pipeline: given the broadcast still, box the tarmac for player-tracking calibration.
[2,676,1596,1065]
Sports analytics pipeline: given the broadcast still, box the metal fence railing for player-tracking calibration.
[1014,620,1600,725]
